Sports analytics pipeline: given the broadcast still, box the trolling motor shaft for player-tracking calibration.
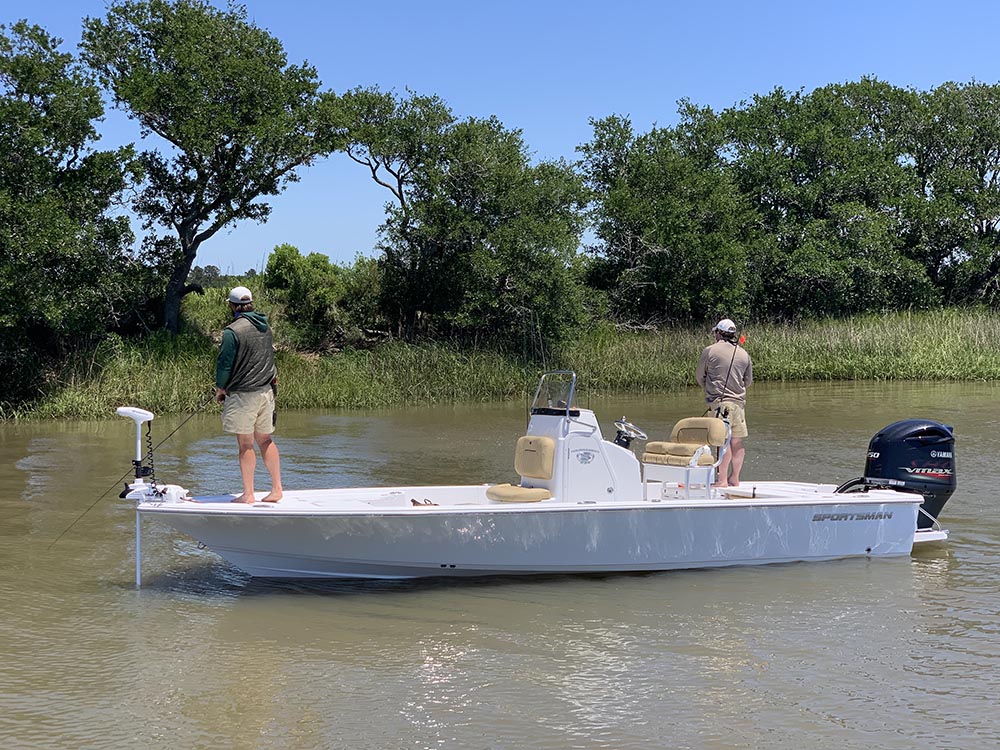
[116,407,155,483]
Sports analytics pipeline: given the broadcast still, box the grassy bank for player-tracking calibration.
[564,307,1000,386]
[15,307,1000,420]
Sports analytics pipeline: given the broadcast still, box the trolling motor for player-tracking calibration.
[613,417,648,449]
[116,406,196,588]
[116,406,156,495]
[836,419,956,529]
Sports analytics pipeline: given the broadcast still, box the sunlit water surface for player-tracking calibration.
[2,381,999,749]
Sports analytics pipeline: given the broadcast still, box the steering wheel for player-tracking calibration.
[614,418,648,441]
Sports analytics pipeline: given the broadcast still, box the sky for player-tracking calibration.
[6,0,1000,273]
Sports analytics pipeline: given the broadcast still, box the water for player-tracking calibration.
[2,381,999,749]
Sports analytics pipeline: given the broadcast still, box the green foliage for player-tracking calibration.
[558,308,1000,389]
[18,308,1000,420]
[895,82,1000,304]
[579,110,751,324]
[581,79,985,325]
[81,0,347,333]
[342,88,590,354]
[263,243,349,350]
[187,264,221,288]
[179,260,384,354]
[9,42,1000,417]
[26,334,537,418]
[721,79,940,319]
[0,21,136,405]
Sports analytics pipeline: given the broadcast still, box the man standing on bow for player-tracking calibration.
[215,286,283,503]
[695,318,753,487]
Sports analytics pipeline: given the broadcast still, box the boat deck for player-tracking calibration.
[138,480,923,516]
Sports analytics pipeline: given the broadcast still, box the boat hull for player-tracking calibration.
[140,488,921,579]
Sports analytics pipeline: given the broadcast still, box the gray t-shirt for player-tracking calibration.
[695,340,753,404]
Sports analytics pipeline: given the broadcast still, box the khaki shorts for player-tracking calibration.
[708,400,748,439]
[222,389,275,435]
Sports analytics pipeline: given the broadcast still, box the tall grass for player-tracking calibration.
[562,308,1000,390]
[16,307,1000,420]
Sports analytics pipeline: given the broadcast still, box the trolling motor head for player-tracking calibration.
[116,406,154,425]
[116,406,155,490]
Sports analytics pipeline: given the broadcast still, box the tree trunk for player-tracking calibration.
[163,246,199,334]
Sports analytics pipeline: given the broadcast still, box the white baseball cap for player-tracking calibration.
[714,318,737,334]
[228,286,253,304]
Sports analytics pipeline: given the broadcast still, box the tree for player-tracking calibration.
[0,21,135,403]
[579,108,752,324]
[81,0,345,333]
[339,88,454,339]
[342,88,589,350]
[186,264,221,288]
[262,244,385,350]
[264,243,344,349]
[722,80,938,318]
[896,82,1000,303]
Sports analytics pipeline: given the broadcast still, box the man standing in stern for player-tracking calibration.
[215,286,283,503]
[695,318,753,487]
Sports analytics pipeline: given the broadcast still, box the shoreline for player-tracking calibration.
[8,307,1000,421]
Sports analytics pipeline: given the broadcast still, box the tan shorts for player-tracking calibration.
[708,400,748,439]
[222,389,275,435]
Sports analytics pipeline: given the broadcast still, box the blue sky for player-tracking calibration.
[6,0,1000,273]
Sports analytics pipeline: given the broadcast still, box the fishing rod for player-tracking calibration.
[47,392,216,550]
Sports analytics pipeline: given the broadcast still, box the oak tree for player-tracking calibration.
[82,0,345,333]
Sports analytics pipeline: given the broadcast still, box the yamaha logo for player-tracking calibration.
[930,450,953,458]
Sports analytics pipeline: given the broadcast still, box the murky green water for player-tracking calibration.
[2,381,998,749]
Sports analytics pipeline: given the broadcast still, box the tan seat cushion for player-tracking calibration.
[642,449,715,466]
[670,417,729,447]
[485,483,552,503]
[643,417,726,466]
[514,436,556,480]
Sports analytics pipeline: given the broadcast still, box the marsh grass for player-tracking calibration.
[17,307,1000,419]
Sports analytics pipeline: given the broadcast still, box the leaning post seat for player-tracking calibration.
[641,417,731,500]
[486,435,555,503]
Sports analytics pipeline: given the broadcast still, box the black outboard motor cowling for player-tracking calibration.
[838,419,956,529]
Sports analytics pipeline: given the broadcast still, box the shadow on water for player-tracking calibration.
[122,540,957,601]
[127,553,756,599]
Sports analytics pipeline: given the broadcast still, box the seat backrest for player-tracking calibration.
[670,417,729,447]
[514,435,556,480]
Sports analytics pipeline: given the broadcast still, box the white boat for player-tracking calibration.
[118,372,955,584]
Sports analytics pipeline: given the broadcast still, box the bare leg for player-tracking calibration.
[713,437,745,488]
[231,433,257,503]
[727,437,746,487]
[256,432,283,502]
[714,449,732,488]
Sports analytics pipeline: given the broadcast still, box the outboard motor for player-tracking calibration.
[836,419,956,529]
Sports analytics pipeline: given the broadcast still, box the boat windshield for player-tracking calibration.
[530,371,578,416]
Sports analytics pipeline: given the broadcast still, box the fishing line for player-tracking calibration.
[47,393,216,550]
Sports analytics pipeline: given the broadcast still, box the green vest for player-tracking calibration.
[225,316,276,393]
